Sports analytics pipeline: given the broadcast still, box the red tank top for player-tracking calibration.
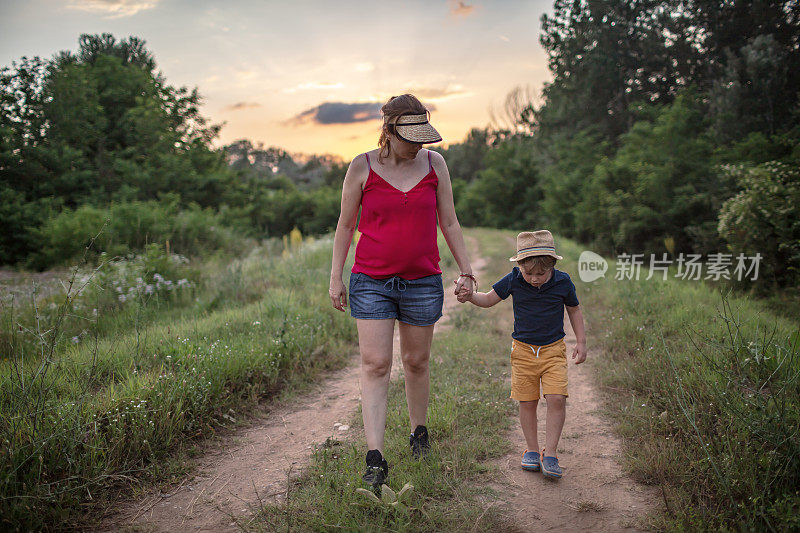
[351,150,441,280]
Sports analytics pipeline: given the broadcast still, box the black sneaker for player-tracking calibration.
[362,449,388,488]
[409,425,430,459]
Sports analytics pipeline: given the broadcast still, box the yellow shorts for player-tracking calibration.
[510,338,568,401]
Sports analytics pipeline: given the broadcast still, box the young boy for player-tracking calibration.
[457,230,586,479]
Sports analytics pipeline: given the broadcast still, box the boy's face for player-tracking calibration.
[519,263,552,288]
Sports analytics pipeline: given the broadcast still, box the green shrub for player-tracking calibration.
[0,243,199,362]
[27,198,247,269]
[718,161,800,288]
[0,235,355,530]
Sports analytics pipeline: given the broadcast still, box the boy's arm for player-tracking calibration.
[461,289,502,308]
[566,305,587,364]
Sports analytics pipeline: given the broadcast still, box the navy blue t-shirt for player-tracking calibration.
[492,267,579,346]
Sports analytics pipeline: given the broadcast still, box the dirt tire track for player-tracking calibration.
[98,244,477,532]
[99,235,657,532]
[98,356,364,532]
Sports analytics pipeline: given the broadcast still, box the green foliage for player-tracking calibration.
[0,34,351,269]
[430,0,798,290]
[718,162,800,288]
[710,34,790,142]
[1,34,226,209]
[223,184,340,239]
[442,0,799,288]
[537,128,609,241]
[26,197,244,269]
[433,128,492,183]
[583,252,800,530]
[0,34,243,267]
[715,128,800,166]
[538,0,689,141]
[1,243,199,361]
[455,136,542,229]
[0,186,58,265]
[537,0,800,145]
[580,90,733,255]
[224,139,346,190]
[0,237,355,530]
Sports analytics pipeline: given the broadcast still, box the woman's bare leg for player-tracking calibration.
[358,318,395,452]
[398,322,435,429]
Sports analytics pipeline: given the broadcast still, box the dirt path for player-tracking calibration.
[99,236,657,532]
[99,359,363,531]
[99,252,475,532]
[488,259,660,530]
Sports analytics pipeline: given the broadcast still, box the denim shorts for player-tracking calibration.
[349,272,444,326]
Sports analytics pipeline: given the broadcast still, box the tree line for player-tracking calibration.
[438,0,799,289]
[0,34,345,269]
[2,4,799,289]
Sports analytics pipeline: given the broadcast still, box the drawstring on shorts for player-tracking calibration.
[515,339,543,358]
[382,276,407,292]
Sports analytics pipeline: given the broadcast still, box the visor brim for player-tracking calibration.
[395,123,443,144]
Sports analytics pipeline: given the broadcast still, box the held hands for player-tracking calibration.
[455,285,471,303]
[453,275,474,303]
[572,342,587,364]
[329,278,347,312]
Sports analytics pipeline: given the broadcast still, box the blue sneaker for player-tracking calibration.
[521,450,540,471]
[541,455,562,479]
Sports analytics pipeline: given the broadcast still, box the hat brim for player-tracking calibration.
[395,122,442,144]
[509,251,563,262]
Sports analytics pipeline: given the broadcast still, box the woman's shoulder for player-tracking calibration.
[427,149,448,178]
[348,151,373,174]
[427,148,446,165]
[341,152,373,190]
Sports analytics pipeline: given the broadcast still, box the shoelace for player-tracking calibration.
[382,276,407,292]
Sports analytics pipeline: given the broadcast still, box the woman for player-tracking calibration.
[329,94,475,487]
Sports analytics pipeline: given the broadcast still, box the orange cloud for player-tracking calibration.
[225,101,262,111]
[66,0,158,18]
[449,0,476,17]
[404,85,470,102]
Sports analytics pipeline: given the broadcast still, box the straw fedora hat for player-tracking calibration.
[509,230,563,261]
[391,113,442,144]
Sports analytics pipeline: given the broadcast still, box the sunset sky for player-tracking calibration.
[0,0,554,159]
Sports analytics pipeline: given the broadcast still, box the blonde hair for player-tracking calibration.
[518,255,556,272]
[377,94,429,163]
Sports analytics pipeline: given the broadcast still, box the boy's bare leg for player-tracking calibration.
[544,394,566,456]
[519,400,539,452]
[358,319,396,452]
[398,321,435,429]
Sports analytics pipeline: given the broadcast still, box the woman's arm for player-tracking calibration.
[432,150,474,296]
[329,154,367,311]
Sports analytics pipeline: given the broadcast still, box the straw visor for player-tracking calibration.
[393,113,443,144]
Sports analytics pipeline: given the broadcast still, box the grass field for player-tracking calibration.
[2,227,796,531]
[0,234,357,531]
[250,228,799,532]
[571,242,800,530]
